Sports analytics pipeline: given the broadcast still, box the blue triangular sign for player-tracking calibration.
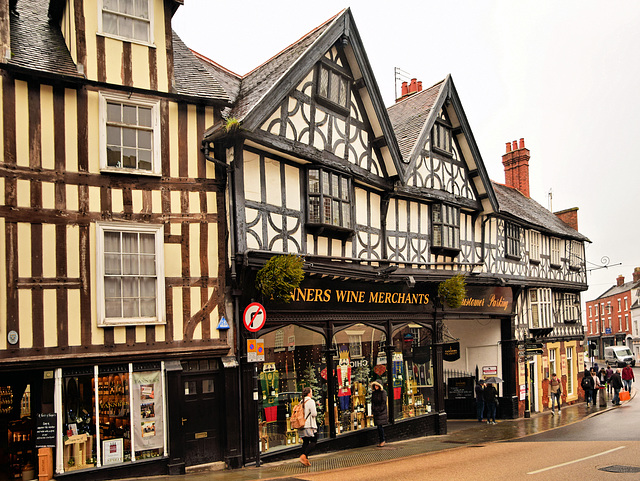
[217,316,230,330]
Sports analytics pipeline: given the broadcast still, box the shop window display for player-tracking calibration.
[332,324,386,435]
[60,364,165,472]
[257,325,327,453]
[391,325,434,420]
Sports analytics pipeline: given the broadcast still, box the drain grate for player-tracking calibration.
[599,465,640,473]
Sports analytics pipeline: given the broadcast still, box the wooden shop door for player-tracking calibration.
[181,372,224,466]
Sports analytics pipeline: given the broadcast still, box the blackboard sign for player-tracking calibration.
[447,376,474,400]
[36,413,56,448]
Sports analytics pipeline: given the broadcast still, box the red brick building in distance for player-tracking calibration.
[586,268,640,359]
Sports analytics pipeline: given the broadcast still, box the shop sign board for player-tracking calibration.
[35,413,56,448]
[482,366,498,376]
[447,377,474,399]
[442,342,461,362]
[102,438,123,465]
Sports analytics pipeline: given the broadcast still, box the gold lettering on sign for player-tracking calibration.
[489,295,509,311]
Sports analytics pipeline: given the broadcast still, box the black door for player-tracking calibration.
[180,372,224,466]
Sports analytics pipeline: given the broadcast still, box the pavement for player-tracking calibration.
[135,388,635,481]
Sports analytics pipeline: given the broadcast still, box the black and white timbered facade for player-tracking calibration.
[1,3,590,475]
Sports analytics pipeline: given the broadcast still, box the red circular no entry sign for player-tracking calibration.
[243,302,266,332]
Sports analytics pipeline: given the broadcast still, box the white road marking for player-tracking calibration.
[527,446,626,474]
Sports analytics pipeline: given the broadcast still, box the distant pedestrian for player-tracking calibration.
[581,369,595,406]
[298,387,317,466]
[621,364,635,392]
[611,368,623,405]
[484,382,498,424]
[549,373,561,415]
[475,379,485,422]
[605,364,614,395]
[591,368,601,406]
[371,381,388,447]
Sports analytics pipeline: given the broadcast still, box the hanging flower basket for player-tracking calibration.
[255,254,305,303]
[437,274,467,309]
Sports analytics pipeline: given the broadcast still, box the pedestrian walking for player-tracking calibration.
[298,387,317,466]
[605,364,614,395]
[549,373,561,415]
[610,368,623,405]
[590,368,601,406]
[475,379,485,422]
[581,369,595,406]
[621,363,635,392]
[484,382,498,424]
[371,381,388,447]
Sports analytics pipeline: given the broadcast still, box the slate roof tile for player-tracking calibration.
[492,182,589,241]
[172,32,231,103]
[9,0,81,78]
[387,80,444,161]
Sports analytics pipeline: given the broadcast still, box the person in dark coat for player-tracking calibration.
[475,379,485,422]
[610,368,623,405]
[581,369,595,406]
[483,382,498,424]
[371,381,388,447]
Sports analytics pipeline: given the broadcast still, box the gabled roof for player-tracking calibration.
[387,75,498,211]
[207,9,404,179]
[595,280,640,301]
[9,0,82,78]
[493,182,590,241]
[172,32,232,103]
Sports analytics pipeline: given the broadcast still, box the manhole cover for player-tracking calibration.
[599,465,640,473]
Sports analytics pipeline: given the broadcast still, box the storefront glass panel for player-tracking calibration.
[62,369,97,472]
[392,325,434,420]
[59,363,165,473]
[258,325,327,453]
[332,324,386,435]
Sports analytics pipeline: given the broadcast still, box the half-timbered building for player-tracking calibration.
[201,9,590,464]
[0,0,235,478]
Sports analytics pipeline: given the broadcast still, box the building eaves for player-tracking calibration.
[493,182,590,241]
[8,0,81,79]
[228,11,340,122]
[594,280,640,301]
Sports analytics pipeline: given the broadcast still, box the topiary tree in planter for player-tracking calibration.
[255,254,304,303]
[437,274,467,309]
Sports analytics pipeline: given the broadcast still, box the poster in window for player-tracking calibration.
[132,371,163,450]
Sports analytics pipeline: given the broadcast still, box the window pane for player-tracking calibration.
[140,298,156,317]
[433,225,442,246]
[342,203,350,228]
[104,0,118,10]
[107,146,121,167]
[104,231,121,252]
[309,197,320,223]
[322,171,329,195]
[122,254,139,275]
[107,102,121,122]
[341,177,348,201]
[331,174,339,198]
[102,12,118,35]
[123,105,137,126]
[140,277,156,297]
[319,67,329,98]
[329,71,340,104]
[140,255,155,276]
[323,197,331,223]
[123,127,136,148]
[121,0,134,16]
[139,233,155,253]
[202,379,215,394]
[105,299,122,318]
[104,254,121,275]
[138,150,152,171]
[123,277,139,297]
[134,0,149,18]
[338,77,347,107]
[119,16,133,39]
[332,200,340,225]
[122,149,137,168]
[104,277,121,298]
[432,204,441,223]
[184,381,197,396]
[133,20,149,42]
[308,170,319,193]
[107,125,121,146]
[123,298,139,317]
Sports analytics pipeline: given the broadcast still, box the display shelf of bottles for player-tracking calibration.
[1,386,13,414]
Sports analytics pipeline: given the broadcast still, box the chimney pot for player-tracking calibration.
[519,138,525,149]
[512,140,518,151]
[617,275,625,287]
[409,78,417,93]
[417,81,422,92]
[505,142,512,153]
[633,267,640,283]
[401,81,408,97]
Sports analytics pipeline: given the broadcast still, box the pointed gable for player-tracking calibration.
[208,9,403,181]
[388,75,498,213]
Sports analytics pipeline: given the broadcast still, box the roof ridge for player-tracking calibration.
[387,78,445,111]
[190,49,241,78]
[241,9,345,78]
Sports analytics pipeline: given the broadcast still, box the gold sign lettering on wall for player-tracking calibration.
[291,288,430,305]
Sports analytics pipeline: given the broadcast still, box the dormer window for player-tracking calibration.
[316,64,350,112]
[101,0,153,44]
[307,168,352,233]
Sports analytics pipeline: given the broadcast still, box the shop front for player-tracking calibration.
[239,277,448,464]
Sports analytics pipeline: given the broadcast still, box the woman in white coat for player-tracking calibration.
[298,387,317,466]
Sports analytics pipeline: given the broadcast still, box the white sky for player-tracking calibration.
[173,1,640,310]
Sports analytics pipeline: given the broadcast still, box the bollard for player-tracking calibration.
[599,386,607,407]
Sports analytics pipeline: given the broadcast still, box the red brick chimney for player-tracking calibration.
[633,267,640,283]
[396,78,423,102]
[617,275,625,287]
[502,138,530,197]
[554,207,579,231]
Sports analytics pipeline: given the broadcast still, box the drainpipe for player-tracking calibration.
[202,141,244,465]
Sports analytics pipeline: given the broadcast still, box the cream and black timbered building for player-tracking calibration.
[1,3,590,476]
[0,0,235,478]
